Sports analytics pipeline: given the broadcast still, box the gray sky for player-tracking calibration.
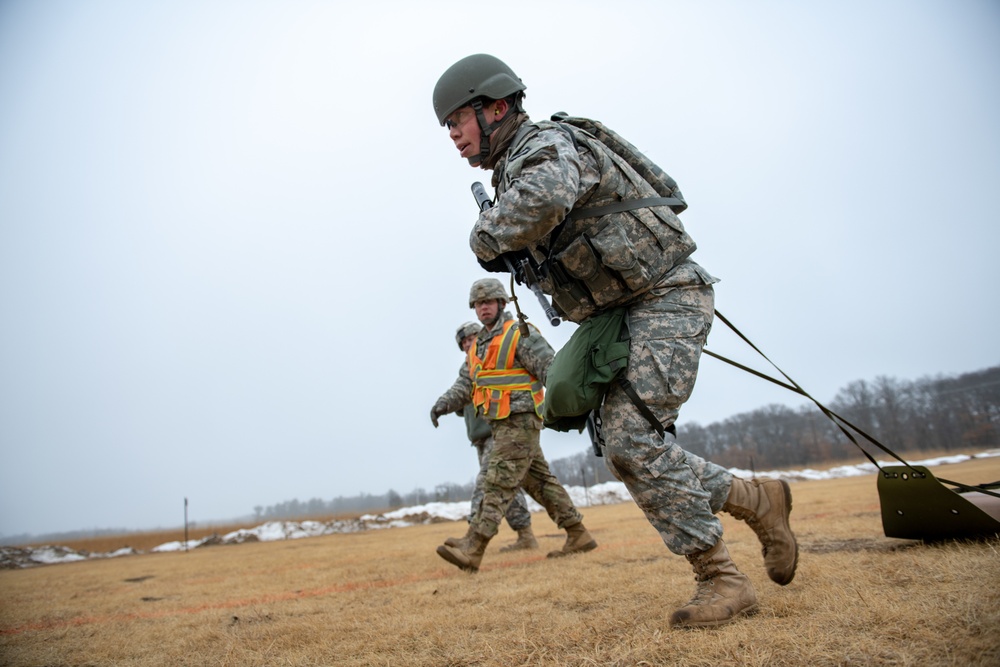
[1,0,998,538]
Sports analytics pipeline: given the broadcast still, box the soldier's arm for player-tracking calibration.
[516,327,555,385]
[470,129,587,261]
[435,361,474,413]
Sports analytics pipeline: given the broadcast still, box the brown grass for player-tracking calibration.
[1,457,998,667]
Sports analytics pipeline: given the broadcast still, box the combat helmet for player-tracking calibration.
[454,321,482,350]
[434,54,526,165]
[469,278,509,308]
[433,54,525,125]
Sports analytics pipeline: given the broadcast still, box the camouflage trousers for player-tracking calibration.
[472,412,583,538]
[600,277,733,556]
[469,437,532,531]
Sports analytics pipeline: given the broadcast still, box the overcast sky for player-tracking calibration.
[1,0,998,538]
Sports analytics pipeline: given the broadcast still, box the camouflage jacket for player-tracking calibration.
[434,310,554,420]
[470,118,710,322]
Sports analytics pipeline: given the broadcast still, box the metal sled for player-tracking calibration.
[878,465,1000,540]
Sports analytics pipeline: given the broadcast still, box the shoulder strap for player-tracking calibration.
[551,112,687,214]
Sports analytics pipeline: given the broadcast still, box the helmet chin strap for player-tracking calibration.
[469,98,503,167]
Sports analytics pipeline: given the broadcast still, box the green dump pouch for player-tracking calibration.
[878,465,1000,540]
[463,404,492,443]
[543,307,629,432]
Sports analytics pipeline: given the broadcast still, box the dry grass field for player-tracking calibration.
[1,456,998,667]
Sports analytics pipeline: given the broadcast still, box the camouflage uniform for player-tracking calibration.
[461,404,533,531]
[434,310,584,537]
[471,121,733,556]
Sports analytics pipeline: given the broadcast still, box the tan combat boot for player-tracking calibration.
[436,530,490,573]
[723,477,799,585]
[443,525,472,549]
[669,539,758,629]
[499,525,539,552]
[546,522,597,558]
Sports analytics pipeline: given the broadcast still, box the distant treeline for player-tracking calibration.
[0,526,145,548]
[251,482,476,522]
[252,364,1000,521]
[10,365,993,544]
[551,364,1000,487]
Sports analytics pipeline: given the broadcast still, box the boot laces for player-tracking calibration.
[688,553,720,582]
[685,578,718,606]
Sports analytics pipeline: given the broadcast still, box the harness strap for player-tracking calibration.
[616,372,676,439]
[607,344,677,440]
[707,310,1000,500]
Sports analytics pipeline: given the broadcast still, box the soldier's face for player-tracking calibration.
[461,335,476,352]
[445,100,509,167]
[474,299,500,326]
[446,106,482,165]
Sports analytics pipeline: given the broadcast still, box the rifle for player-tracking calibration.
[585,411,604,458]
[471,182,562,332]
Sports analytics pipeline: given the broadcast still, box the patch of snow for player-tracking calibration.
[29,546,87,565]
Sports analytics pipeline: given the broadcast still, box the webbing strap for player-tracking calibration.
[706,310,1000,499]
[608,358,677,440]
[566,196,684,222]
[617,374,676,439]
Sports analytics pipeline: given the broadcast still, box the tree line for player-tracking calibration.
[549,364,1000,487]
[252,364,1000,521]
[7,364,993,545]
[252,482,478,521]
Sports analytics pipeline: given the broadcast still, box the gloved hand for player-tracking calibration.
[477,250,532,282]
[430,403,448,428]
[477,254,511,274]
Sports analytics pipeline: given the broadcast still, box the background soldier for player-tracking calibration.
[443,321,538,553]
[433,55,798,628]
[430,278,596,572]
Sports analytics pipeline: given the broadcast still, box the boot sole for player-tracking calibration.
[436,545,479,573]
[771,480,799,586]
[546,540,598,558]
[670,604,759,629]
[498,543,539,553]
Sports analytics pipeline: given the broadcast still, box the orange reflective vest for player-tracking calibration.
[468,320,545,420]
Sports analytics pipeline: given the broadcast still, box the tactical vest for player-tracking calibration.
[467,320,545,420]
[495,117,697,323]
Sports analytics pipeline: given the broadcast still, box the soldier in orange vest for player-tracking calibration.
[431,278,595,572]
[445,321,539,553]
